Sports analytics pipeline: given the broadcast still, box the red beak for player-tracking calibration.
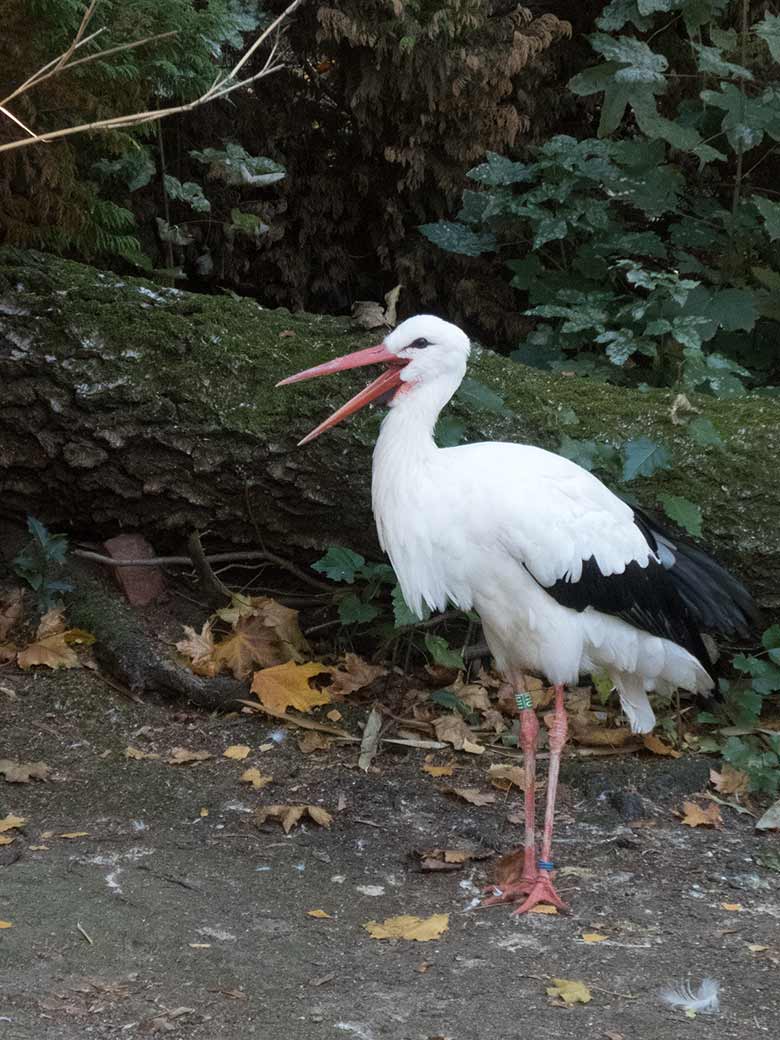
[276,343,406,445]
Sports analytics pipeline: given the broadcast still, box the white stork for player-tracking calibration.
[278,315,756,914]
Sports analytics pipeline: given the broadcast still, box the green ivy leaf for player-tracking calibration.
[761,625,780,651]
[687,416,724,448]
[436,416,466,447]
[419,221,496,257]
[392,584,430,626]
[755,12,780,63]
[754,195,780,241]
[457,378,511,415]
[431,689,471,717]
[163,175,211,213]
[338,594,380,625]
[658,494,703,538]
[312,546,365,583]
[424,634,464,670]
[467,152,532,186]
[621,436,672,481]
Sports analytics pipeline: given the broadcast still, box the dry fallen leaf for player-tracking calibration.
[0,588,23,642]
[166,748,214,766]
[643,733,681,758]
[0,921,13,929]
[298,731,332,754]
[488,763,525,791]
[445,787,496,807]
[306,909,333,919]
[417,847,493,871]
[125,746,161,761]
[223,745,251,761]
[176,621,218,677]
[214,596,309,679]
[748,944,769,953]
[36,607,66,639]
[455,684,491,712]
[679,800,723,829]
[0,814,25,833]
[530,904,559,915]
[0,759,50,783]
[240,767,273,789]
[721,902,743,912]
[251,661,331,715]
[17,632,79,670]
[546,978,592,1005]
[328,653,386,696]
[255,804,332,833]
[59,832,89,839]
[0,835,15,846]
[326,709,342,722]
[710,765,749,796]
[422,762,455,778]
[363,913,449,942]
[581,932,609,943]
[432,715,475,751]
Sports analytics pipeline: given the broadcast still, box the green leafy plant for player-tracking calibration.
[698,625,780,796]
[12,516,73,614]
[422,1,780,393]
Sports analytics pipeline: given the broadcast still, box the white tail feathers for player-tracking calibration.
[613,673,656,734]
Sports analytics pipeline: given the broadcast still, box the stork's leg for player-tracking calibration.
[481,694,538,906]
[512,683,568,914]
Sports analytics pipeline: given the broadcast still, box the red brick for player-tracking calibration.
[103,534,166,607]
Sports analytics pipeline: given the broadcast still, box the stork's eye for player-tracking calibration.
[408,337,430,349]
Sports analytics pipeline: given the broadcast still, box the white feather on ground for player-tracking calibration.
[661,978,720,1014]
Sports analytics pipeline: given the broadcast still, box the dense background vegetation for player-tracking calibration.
[2,0,779,789]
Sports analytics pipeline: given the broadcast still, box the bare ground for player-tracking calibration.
[1,670,779,1040]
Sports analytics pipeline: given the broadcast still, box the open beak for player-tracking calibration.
[276,343,406,445]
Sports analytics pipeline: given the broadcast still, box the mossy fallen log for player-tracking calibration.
[1,249,778,610]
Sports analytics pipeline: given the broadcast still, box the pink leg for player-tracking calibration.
[512,684,568,914]
[482,693,539,906]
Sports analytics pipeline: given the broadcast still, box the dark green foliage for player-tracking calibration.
[12,516,73,614]
[426,1,780,391]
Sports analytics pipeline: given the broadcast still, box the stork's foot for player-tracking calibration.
[481,878,535,908]
[511,871,568,915]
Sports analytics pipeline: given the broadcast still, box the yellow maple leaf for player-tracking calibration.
[488,763,525,790]
[643,733,681,758]
[363,914,449,942]
[223,745,250,761]
[422,763,455,778]
[255,804,332,833]
[125,746,160,760]
[306,909,332,919]
[214,596,309,679]
[679,800,723,829]
[546,978,592,1005]
[166,748,213,765]
[251,661,331,715]
[581,932,609,943]
[0,814,25,833]
[240,767,272,789]
[0,921,13,929]
[17,632,79,670]
[721,902,743,912]
[529,904,558,915]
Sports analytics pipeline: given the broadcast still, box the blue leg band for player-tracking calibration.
[537,860,554,872]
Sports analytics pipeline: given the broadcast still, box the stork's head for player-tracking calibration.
[277,314,470,445]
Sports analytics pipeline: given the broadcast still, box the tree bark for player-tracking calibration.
[1,249,778,610]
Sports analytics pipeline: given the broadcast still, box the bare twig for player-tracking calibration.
[0,0,306,155]
[187,530,232,608]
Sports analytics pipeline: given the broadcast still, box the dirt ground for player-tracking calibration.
[1,670,779,1040]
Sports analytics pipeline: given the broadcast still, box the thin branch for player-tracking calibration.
[54,0,99,73]
[0,28,107,109]
[0,0,305,155]
[0,106,37,139]
[73,545,334,592]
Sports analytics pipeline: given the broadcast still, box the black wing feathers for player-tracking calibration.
[529,506,757,675]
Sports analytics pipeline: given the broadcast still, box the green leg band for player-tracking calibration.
[515,693,533,711]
